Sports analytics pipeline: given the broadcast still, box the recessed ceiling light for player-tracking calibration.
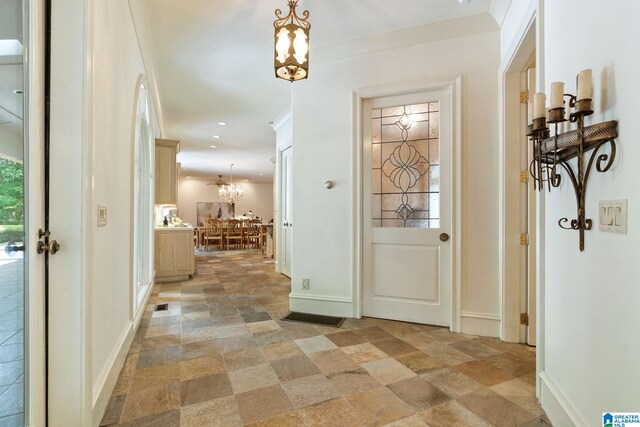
[218,121,227,126]
[259,173,264,176]
[13,89,23,95]
[210,145,217,148]
[212,135,221,139]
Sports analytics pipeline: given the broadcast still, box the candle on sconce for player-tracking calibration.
[533,92,546,119]
[550,82,565,109]
[577,69,593,101]
[528,100,533,125]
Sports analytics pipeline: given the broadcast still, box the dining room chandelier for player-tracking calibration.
[273,0,310,82]
[219,164,243,203]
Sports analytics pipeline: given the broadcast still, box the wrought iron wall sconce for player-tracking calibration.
[528,69,618,251]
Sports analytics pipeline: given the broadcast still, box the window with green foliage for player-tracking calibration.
[0,158,24,243]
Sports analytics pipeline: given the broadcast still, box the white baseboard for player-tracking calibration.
[539,371,587,427]
[289,293,354,318]
[91,280,155,427]
[460,311,501,337]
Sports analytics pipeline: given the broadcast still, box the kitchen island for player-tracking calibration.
[154,225,195,282]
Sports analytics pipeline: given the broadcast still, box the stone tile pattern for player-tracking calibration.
[101,250,549,426]
[0,259,25,426]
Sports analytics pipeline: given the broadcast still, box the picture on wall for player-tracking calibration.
[196,202,235,226]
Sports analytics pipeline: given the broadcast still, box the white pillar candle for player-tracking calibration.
[577,69,593,101]
[533,92,546,119]
[550,82,564,109]
[528,100,533,125]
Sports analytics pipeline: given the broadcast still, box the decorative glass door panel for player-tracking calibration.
[371,102,440,228]
[362,89,452,327]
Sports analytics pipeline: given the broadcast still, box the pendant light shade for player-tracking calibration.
[274,0,311,82]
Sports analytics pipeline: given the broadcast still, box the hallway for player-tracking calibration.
[101,251,549,426]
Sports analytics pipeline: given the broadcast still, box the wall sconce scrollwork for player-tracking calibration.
[528,69,618,251]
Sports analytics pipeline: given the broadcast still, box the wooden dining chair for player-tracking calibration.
[224,219,243,250]
[246,219,261,249]
[204,219,223,251]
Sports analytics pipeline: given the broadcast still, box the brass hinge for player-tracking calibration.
[520,233,529,246]
[520,90,529,103]
[520,313,529,326]
[520,170,529,184]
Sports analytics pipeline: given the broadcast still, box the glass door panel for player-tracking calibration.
[0,0,26,424]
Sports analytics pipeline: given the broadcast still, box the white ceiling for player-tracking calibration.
[137,0,493,182]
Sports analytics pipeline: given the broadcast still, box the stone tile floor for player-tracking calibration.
[101,250,550,426]
[0,251,25,427]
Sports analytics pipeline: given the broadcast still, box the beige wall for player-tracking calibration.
[178,178,274,225]
[291,27,501,334]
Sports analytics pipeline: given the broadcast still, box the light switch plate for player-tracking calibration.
[599,199,627,234]
[97,205,107,227]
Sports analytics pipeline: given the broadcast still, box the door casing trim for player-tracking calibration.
[352,76,462,331]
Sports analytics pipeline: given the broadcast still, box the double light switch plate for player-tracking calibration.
[598,199,627,234]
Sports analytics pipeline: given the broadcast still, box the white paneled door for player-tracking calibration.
[363,91,452,326]
[280,146,293,277]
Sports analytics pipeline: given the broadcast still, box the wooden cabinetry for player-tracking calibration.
[155,139,180,205]
[155,228,195,281]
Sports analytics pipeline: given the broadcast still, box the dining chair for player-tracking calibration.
[225,219,243,250]
[204,219,223,251]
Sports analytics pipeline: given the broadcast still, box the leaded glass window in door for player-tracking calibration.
[371,102,440,228]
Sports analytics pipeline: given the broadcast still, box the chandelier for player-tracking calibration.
[219,164,243,203]
[274,0,311,82]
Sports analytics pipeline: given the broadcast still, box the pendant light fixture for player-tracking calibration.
[273,0,311,82]
[219,164,243,203]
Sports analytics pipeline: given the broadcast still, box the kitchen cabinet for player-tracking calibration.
[155,227,195,282]
[155,139,179,205]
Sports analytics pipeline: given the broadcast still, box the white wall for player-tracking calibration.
[541,1,640,425]
[291,26,502,334]
[178,178,274,225]
[499,0,536,65]
[89,0,159,417]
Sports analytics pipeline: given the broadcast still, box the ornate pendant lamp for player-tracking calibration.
[274,0,311,82]
[219,164,243,204]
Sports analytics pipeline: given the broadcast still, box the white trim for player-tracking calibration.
[539,371,586,427]
[460,311,501,321]
[489,0,513,28]
[272,106,292,132]
[534,0,546,401]
[314,14,497,64]
[91,279,154,426]
[289,293,354,318]
[460,311,501,337]
[498,1,536,344]
[25,0,47,424]
[352,76,462,331]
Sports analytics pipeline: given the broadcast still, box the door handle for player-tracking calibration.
[37,240,61,255]
[439,233,450,242]
[36,228,61,255]
[4,242,24,256]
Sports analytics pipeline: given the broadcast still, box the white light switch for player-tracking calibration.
[97,205,107,227]
[599,199,627,234]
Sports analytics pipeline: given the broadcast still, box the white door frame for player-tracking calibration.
[352,76,462,331]
[25,0,47,424]
[498,0,546,399]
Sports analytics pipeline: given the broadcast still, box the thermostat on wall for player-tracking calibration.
[97,205,107,227]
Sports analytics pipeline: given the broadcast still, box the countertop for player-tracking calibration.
[155,224,194,232]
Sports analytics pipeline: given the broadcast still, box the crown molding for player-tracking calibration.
[313,13,498,64]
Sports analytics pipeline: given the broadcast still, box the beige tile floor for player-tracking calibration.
[101,250,550,427]
[0,255,25,427]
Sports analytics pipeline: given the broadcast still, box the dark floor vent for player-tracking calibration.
[154,303,169,312]
[282,312,345,328]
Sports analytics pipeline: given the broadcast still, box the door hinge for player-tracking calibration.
[520,313,529,326]
[520,233,529,246]
[520,90,529,103]
[520,170,529,184]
